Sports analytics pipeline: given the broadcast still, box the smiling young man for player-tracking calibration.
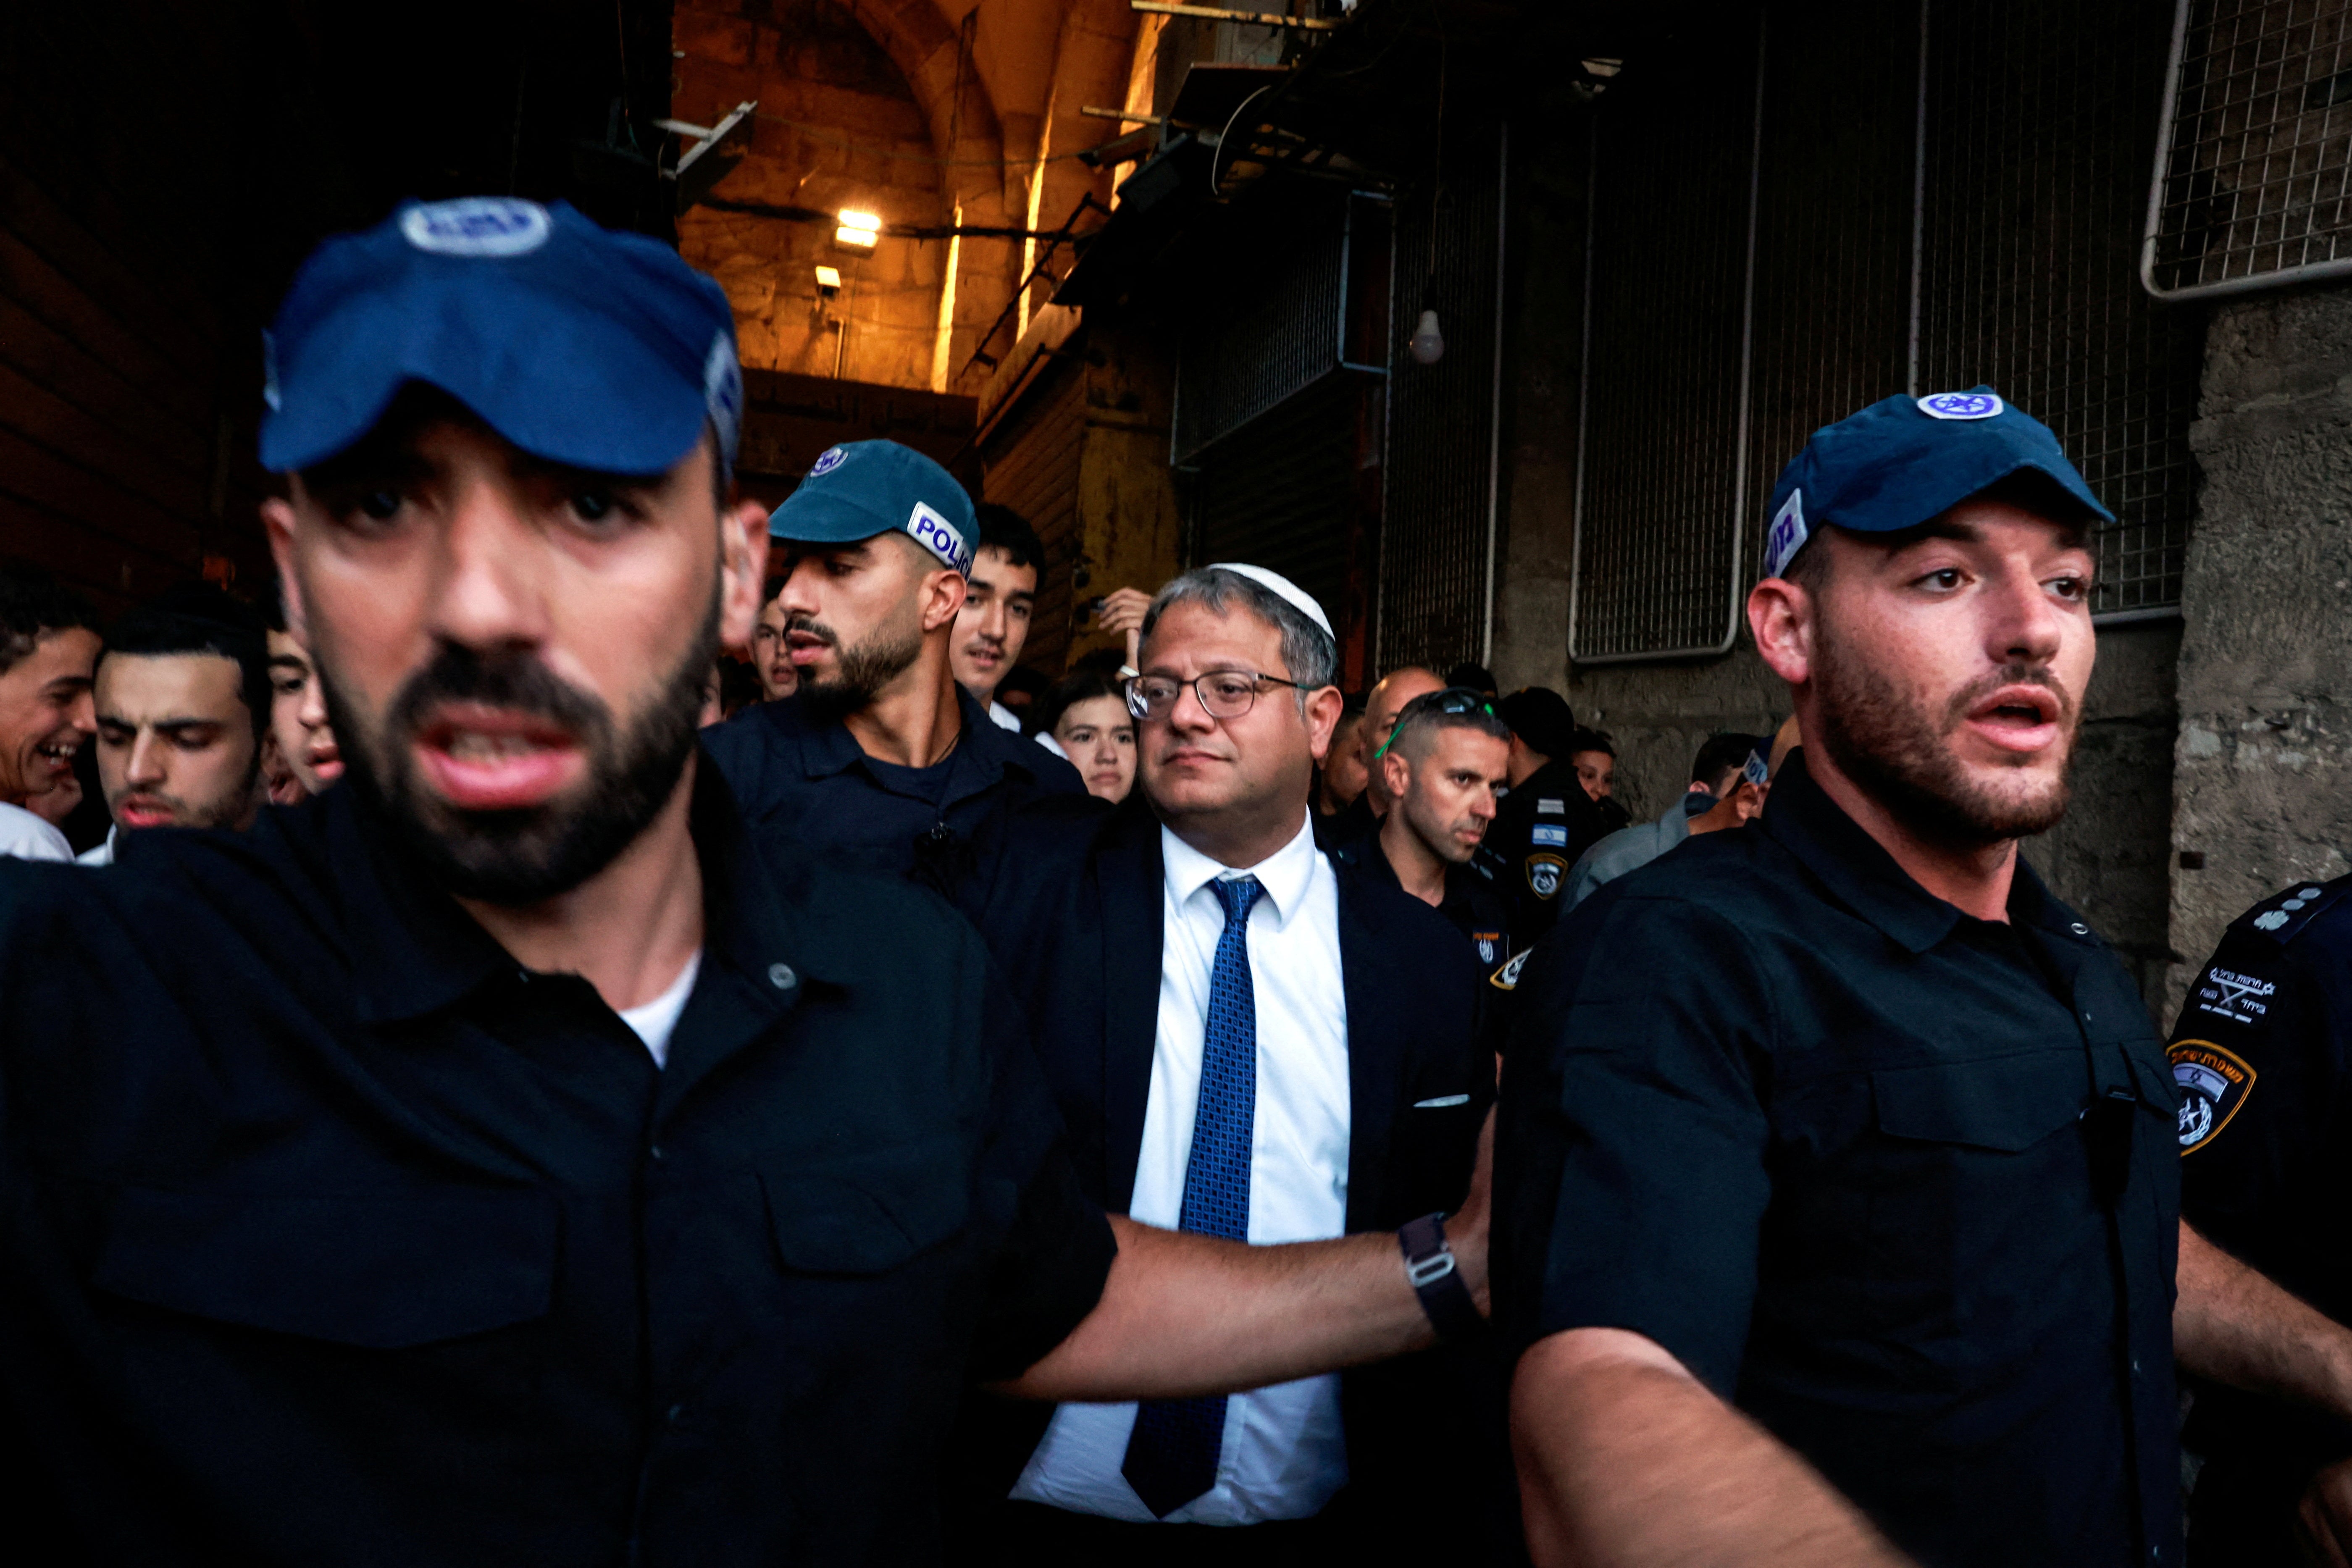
[1498,391,2352,1568]
[0,565,101,862]
[0,198,1488,1568]
[80,586,270,863]
[953,504,1042,731]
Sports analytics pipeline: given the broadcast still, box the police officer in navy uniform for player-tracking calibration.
[2170,872,2352,1565]
[1499,389,2352,1568]
[0,197,1495,1568]
[1482,686,1607,954]
[701,441,1096,908]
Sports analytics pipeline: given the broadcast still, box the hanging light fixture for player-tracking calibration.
[1409,282,1445,365]
[835,209,880,248]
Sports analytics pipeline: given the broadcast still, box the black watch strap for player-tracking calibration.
[1398,1211,1483,1343]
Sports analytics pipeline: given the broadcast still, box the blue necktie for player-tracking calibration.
[1122,873,1263,1519]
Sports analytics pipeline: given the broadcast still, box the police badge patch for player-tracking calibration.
[1490,948,1531,991]
[1527,853,1566,900]
[1473,930,1502,965]
[2170,1039,2255,1153]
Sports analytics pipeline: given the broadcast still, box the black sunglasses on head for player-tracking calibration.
[1372,686,1496,762]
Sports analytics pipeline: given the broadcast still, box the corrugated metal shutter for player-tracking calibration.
[980,359,1086,676]
[1192,371,1363,641]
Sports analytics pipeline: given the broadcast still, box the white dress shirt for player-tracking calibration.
[1012,813,1351,1524]
[0,802,73,863]
[75,827,116,867]
[987,699,1022,733]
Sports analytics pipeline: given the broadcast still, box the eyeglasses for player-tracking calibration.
[1371,686,1495,762]
[1124,670,1303,722]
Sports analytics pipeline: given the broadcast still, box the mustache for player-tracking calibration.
[386,641,609,743]
[1941,663,2074,729]
[783,612,838,650]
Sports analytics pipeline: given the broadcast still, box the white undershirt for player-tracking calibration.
[616,950,702,1068]
[987,699,1022,733]
[0,801,72,863]
[1012,813,1351,1525]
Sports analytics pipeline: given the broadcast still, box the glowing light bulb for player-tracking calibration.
[835,210,880,247]
[1409,307,1445,365]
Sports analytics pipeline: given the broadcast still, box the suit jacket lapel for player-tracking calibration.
[1338,867,1405,1232]
[1100,817,1164,1213]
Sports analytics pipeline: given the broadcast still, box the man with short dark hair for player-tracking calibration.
[262,578,342,804]
[955,502,1044,731]
[0,198,1485,1568]
[1311,704,1368,842]
[746,590,798,704]
[1354,687,1514,966]
[0,564,100,862]
[1559,731,1771,911]
[81,586,271,863]
[1502,389,2352,1568]
[702,442,1090,903]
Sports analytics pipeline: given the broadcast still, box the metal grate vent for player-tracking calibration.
[2145,0,2352,299]
[1924,0,2203,617]
[1378,118,1507,675]
[1568,23,1760,664]
[1171,193,1350,463]
[1569,0,2201,659]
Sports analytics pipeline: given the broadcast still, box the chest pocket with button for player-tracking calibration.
[1852,1051,2113,1372]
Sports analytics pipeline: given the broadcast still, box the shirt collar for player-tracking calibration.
[1161,810,1321,926]
[791,684,1035,789]
[342,751,832,1028]
[1755,748,1963,955]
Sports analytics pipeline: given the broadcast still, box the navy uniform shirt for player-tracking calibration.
[2169,873,2352,1557]
[0,761,1115,1566]
[1335,832,1514,969]
[702,686,1095,898]
[1479,759,1608,954]
[1496,749,2181,1568]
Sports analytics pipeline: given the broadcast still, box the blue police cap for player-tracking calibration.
[1761,388,2113,580]
[259,197,742,477]
[769,441,975,577]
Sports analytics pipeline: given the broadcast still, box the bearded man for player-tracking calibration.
[701,440,1091,899]
[1497,390,2352,1568]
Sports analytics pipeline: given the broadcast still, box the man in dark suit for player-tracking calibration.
[967,564,1495,1566]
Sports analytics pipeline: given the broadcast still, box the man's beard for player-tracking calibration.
[1811,628,2077,850]
[790,611,923,726]
[320,593,717,905]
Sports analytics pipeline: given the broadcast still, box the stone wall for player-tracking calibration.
[674,0,957,390]
[2167,286,2352,1014]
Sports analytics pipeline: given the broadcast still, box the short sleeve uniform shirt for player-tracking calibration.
[2167,874,2352,1553]
[0,760,1115,1566]
[1496,749,2181,1568]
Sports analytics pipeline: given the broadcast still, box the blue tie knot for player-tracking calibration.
[1214,874,1264,927]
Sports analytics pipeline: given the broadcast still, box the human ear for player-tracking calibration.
[262,496,307,644]
[717,499,770,649]
[1381,749,1410,801]
[1303,683,1344,760]
[1748,577,1815,687]
[920,568,968,633]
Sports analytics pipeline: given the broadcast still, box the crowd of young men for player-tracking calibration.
[3,197,2352,1568]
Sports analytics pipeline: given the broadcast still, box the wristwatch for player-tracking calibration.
[1398,1211,1483,1343]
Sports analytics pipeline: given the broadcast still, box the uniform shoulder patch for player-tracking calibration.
[1472,930,1503,965]
[2230,872,2352,946]
[2170,1039,2256,1153]
[1490,948,1531,990]
[1525,852,1567,901]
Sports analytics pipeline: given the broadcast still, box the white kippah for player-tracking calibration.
[1206,562,1335,641]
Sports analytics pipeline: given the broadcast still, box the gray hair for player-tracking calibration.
[1141,567,1338,700]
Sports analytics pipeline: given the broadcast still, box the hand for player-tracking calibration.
[1451,1107,1496,1316]
[1096,586,1152,670]
[2299,1455,2352,1567]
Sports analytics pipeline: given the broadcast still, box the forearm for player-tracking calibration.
[1512,1330,1912,1568]
[2176,1219,2352,1418]
[993,1216,1432,1403]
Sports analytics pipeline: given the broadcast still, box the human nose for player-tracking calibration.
[429,479,551,652]
[1164,678,1216,735]
[124,731,166,786]
[779,558,823,618]
[67,688,95,736]
[1987,561,2066,667]
[297,673,329,732]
